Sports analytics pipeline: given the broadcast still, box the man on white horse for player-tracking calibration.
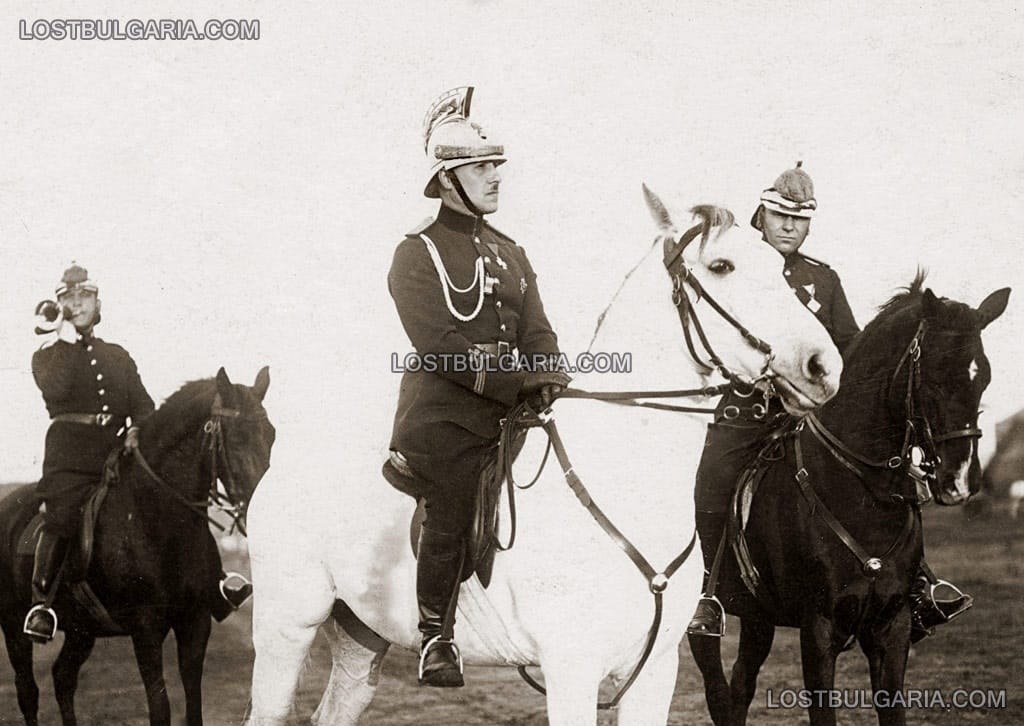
[388,87,570,687]
[686,164,972,640]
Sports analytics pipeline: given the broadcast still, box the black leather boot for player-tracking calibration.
[416,527,464,687]
[687,512,727,637]
[23,529,68,643]
[909,565,973,643]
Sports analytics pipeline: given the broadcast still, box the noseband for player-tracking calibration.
[663,223,775,392]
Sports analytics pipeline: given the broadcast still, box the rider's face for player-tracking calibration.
[443,161,502,215]
[762,209,810,256]
[58,289,100,331]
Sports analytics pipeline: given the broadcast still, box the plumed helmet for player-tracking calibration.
[750,161,817,229]
[422,86,506,198]
[55,263,98,297]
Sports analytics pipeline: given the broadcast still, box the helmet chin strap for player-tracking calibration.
[443,168,484,220]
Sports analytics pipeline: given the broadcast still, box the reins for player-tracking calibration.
[131,397,254,534]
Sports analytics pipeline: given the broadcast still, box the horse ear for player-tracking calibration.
[253,366,271,401]
[975,288,1010,329]
[642,183,678,238]
[216,367,234,402]
[921,289,941,319]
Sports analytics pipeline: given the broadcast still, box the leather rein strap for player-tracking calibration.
[516,415,697,710]
[132,399,247,533]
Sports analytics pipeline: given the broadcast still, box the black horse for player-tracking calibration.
[0,367,274,726]
[689,278,1009,726]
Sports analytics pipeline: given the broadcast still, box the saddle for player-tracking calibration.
[17,449,126,633]
[382,422,531,589]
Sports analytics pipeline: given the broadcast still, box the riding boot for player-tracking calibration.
[416,526,465,687]
[909,564,973,643]
[687,512,727,637]
[210,571,254,622]
[23,529,68,643]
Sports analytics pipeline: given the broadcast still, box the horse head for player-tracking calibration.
[643,185,842,415]
[210,366,275,530]
[913,286,1009,504]
[844,277,1010,506]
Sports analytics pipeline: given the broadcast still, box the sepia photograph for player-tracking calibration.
[1,2,1021,724]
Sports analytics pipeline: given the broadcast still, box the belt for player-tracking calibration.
[51,412,121,427]
[473,341,514,356]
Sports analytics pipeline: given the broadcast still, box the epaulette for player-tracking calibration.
[405,216,435,237]
[482,219,517,246]
[796,252,831,268]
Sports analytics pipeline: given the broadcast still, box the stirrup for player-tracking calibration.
[686,594,725,637]
[418,635,464,683]
[219,571,253,609]
[927,579,974,623]
[23,604,58,643]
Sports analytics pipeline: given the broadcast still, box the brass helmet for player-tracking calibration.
[422,86,506,198]
[55,263,99,297]
[751,161,817,230]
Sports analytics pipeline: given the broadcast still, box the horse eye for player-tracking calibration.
[708,259,734,275]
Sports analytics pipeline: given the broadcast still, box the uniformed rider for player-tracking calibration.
[388,87,570,687]
[685,164,971,640]
[23,264,253,643]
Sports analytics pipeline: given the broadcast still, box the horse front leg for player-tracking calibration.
[538,652,604,726]
[131,623,173,726]
[615,645,679,726]
[2,616,40,726]
[800,614,841,726]
[688,632,731,725]
[729,615,776,725]
[173,609,213,726]
[52,629,96,726]
[859,609,911,726]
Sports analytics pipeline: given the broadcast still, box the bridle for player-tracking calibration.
[133,394,266,535]
[662,221,776,394]
[805,319,982,494]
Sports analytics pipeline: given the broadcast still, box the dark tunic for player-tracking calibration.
[389,204,559,533]
[33,333,154,536]
[694,248,860,514]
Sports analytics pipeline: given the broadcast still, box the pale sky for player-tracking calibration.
[2,1,1022,482]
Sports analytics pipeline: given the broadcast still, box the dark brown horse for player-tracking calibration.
[689,278,1009,726]
[0,367,274,726]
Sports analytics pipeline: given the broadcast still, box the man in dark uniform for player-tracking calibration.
[686,165,970,640]
[389,87,570,687]
[24,264,252,643]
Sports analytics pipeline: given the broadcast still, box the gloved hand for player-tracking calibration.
[520,370,572,410]
[123,426,141,453]
[56,318,79,344]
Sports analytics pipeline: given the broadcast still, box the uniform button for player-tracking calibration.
[496,301,502,308]
[500,323,507,331]
[784,270,791,276]
[90,359,97,366]
[484,256,491,263]
[98,389,106,396]
[86,345,94,352]
[96,374,103,381]
[102,404,110,412]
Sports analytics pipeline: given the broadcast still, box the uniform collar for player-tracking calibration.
[436,203,480,236]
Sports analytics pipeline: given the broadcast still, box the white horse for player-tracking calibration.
[245,187,843,725]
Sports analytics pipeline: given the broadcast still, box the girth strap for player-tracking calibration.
[517,418,697,710]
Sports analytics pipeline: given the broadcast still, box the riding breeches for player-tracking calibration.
[38,422,122,538]
[694,391,786,514]
[392,421,496,536]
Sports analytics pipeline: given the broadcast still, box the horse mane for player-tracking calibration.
[878,268,928,315]
[143,377,217,451]
[842,271,928,365]
[688,204,735,253]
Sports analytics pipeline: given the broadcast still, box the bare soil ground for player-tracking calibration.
[1,494,1020,725]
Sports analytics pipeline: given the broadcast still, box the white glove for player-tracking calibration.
[56,318,79,344]
[34,301,63,335]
